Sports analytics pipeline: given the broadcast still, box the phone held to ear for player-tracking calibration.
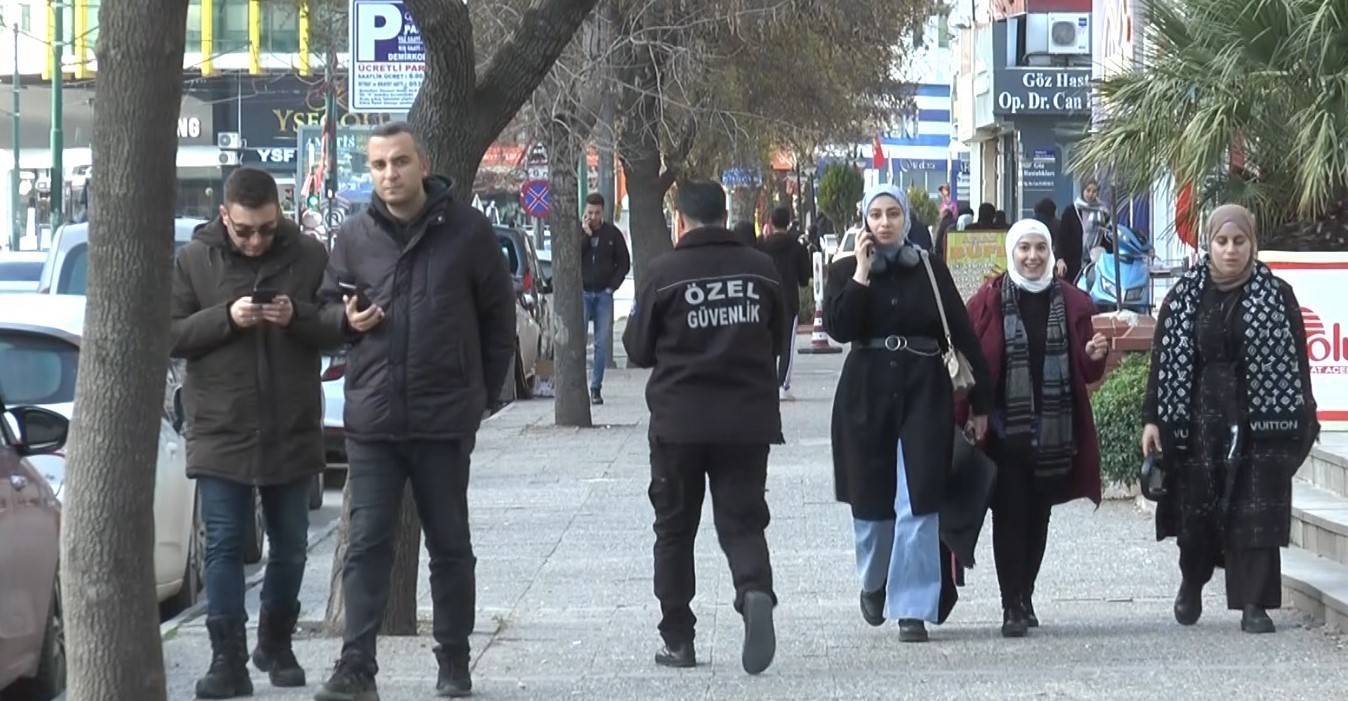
[251,288,279,304]
[337,281,373,313]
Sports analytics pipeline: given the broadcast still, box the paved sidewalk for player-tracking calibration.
[162,352,1348,700]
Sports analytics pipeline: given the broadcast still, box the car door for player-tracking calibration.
[0,428,60,687]
[152,366,193,599]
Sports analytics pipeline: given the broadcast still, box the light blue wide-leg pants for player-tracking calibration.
[851,440,942,622]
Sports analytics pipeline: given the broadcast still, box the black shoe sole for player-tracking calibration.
[195,680,254,699]
[314,687,380,701]
[741,591,776,675]
[436,683,474,697]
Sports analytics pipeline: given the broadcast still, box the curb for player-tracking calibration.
[160,517,343,639]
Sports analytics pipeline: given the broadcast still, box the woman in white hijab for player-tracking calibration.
[959,219,1110,637]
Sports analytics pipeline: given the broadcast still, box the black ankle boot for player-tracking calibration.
[897,619,928,643]
[251,602,305,687]
[1020,595,1040,628]
[859,588,886,627]
[1174,579,1203,626]
[1001,607,1028,638]
[654,640,697,668]
[195,617,254,699]
[1241,605,1276,634]
[434,646,473,697]
[315,657,379,701]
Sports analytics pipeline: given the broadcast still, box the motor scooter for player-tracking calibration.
[1077,223,1154,314]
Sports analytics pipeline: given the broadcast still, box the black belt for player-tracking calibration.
[853,335,941,354]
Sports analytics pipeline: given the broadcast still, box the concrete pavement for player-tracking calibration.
[161,352,1348,700]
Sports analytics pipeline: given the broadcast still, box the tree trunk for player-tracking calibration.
[619,140,673,285]
[549,120,593,427]
[62,2,190,700]
[730,186,759,225]
[324,478,422,635]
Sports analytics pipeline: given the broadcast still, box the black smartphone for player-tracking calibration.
[337,281,372,313]
[251,288,279,304]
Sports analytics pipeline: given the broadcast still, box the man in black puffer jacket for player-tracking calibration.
[314,122,516,701]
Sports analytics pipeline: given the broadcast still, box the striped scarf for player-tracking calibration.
[1000,276,1074,477]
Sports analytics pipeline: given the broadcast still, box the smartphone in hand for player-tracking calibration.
[337,281,373,313]
[251,288,279,304]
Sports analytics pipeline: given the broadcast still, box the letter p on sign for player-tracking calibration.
[355,2,403,61]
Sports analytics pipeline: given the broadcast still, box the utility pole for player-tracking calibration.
[11,22,21,250]
[323,45,337,232]
[50,1,63,226]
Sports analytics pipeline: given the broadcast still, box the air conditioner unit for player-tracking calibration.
[1024,13,1091,56]
[218,151,240,166]
[217,132,243,150]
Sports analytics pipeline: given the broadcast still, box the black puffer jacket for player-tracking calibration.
[320,176,517,441]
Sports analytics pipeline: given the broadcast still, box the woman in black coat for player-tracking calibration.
[823,183,994,643]
[1143,204,1319,634]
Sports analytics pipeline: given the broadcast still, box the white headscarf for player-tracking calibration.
[1005,218,1056,293]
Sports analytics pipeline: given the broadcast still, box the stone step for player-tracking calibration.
[1291,481,1348,568]
[1281,546,1348,634]
[1295,445,1348,499]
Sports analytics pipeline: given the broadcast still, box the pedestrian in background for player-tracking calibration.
[1143,204,1319,634]
[315,122,516,700]
[581,192,631,405]
[624,179,787,676]
[757,206,812,400]
[170,166,344,698]
[960,218,1109,638]
[823,183,993,643]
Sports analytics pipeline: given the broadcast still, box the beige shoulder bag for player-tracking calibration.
[920,252,976,396]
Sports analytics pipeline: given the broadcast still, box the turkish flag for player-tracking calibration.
[1176,182,1198,249]
[872,134,886,169]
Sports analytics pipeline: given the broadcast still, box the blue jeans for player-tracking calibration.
[583,289,614,391]
[199,475,311,620]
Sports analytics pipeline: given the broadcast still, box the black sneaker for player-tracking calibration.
[590,389,604,405]
[435,648,473,697]
[314,658,379,701]
[654,641,696,668]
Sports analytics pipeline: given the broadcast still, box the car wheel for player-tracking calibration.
[514,348,534,400]
[308,472,324,510]
[165,490,205,615]
[6,579,66,701]
[242,489,265,564]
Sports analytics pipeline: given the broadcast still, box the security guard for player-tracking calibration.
[623,179,788,676]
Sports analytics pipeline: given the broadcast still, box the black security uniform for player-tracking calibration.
[622,225,789,647]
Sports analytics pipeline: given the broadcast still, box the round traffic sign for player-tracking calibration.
[521,178,551,218]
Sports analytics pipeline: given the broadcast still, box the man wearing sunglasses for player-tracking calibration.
[170,166,345,699]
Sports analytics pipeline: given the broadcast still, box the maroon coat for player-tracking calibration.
[957,275,1106,506]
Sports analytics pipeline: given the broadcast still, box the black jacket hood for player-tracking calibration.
[368,175,454,227]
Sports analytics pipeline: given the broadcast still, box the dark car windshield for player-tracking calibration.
[0,331,78,405]
[59,240,191,295]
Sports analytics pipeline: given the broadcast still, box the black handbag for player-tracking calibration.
[1140,453,1167,502]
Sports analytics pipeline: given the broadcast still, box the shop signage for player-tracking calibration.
[1262,252,1348,429]
[992,67,1091,117]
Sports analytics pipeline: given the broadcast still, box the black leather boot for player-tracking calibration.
[434,646,473,698]
[1241,605,1276,634]
[251,603,305,687]
[859,588,886,627]
[1174,579,1203,626]
[1001,607,1028,638]
[195,617,254,699]
[654,640,697,668]
[1020,595,1040,628]
[897,619,929,643]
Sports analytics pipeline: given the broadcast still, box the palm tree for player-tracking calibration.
[1071,0,1348,251]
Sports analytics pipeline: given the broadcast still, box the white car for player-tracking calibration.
[0,293,205,612]
[831,228,860,263]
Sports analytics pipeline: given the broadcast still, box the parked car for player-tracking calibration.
[0,293,217,614]
[318,224,554,464]
[0,397,67,700]
[830,227,860,264]
[36,218,205,295]
[0,251,46,293]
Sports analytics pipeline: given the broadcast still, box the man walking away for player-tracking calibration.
[314,122,517,701]
[170,166,345,699]
[756,206,812,400]
[581,192,631,405]
[623,180,787,676]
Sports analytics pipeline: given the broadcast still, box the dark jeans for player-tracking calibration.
[990,453,1053,610]
[1179,540,1281,610]
[340,438,476,672]
[199,475,311,620]
[648,439,775,645]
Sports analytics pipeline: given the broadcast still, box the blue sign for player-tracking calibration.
[721,168,762,188]
[349,0,425,112]
[520,179,551,218]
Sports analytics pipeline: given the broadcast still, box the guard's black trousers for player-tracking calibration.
[649,440,776,645]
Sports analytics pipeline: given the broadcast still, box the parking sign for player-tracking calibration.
[349,0,425,112]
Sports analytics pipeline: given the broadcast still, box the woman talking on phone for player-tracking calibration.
[823,184,993,642]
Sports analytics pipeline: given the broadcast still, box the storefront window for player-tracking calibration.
[262,2,300,54]
[186,0,202,49]
[215,0,249,54]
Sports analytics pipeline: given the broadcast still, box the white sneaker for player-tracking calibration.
[779,388,795,401]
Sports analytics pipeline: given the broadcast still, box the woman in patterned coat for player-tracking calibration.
[1142,204,1320,634]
